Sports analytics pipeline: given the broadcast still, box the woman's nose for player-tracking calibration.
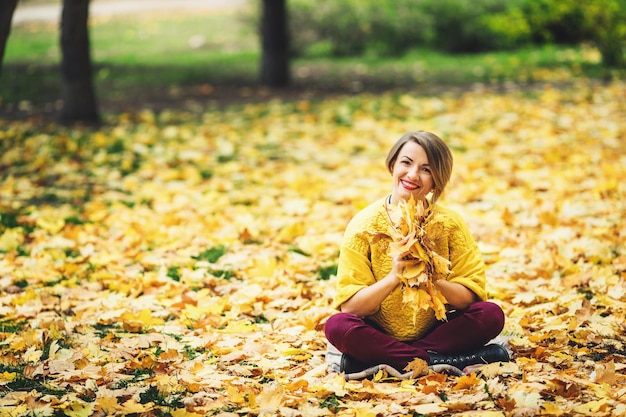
[408,167,421,181]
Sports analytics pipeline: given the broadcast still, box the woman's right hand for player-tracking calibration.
[390,235,419,283]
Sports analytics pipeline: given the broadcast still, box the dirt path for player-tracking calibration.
[12,0,245,25]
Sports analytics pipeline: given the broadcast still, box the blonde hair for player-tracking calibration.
[385,131,453,203]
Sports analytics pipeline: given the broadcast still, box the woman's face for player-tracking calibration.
[390,141,434,204]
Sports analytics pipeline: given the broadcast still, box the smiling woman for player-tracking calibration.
[324,130,510,379]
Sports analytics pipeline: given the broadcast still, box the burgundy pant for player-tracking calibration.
[324,301,505,371]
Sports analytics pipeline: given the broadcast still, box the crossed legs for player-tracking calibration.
[324,301,505,371]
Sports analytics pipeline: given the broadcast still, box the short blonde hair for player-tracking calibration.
[385,131,453,203]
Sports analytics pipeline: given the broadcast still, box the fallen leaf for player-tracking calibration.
[454,372,481,390]
[404,357,429,378]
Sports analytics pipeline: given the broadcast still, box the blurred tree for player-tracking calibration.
[60,0,100,124]
[260,0,290,87]
[0,0,18,75]
[582,0,626,67]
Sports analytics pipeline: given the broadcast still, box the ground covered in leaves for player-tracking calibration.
[1,79,625,416]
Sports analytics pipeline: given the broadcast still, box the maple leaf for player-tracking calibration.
[591,361,617,385]
[63,401,94,417]
[95,396,120,414]
[454,372,481,390]
[403,357,429,378]
[120,399,154,414]
[256,383,285,413]
[120,309,165,332]
[572,399,610,414]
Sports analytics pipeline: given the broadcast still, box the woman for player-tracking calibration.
[325,131,509,377]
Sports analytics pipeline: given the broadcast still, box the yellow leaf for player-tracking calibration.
[171,409,203,417]
[120,309,164,332]
[0,372,17,383]
[219,320,258,334]
[96,396,120,414]
[120,399,153,414]
[428,281,448,321]
[63,401,94,417]
[407,240,429,261]
[402,261,426,280]
[36,216,65,234]
[454,372,481,390]
[372,368,389,382]
[226,383,247,404]
[246,257,278,279]
[431,252,451,278]
[572,399,609,414]
[22,346,43,363]
[11,288,37,306]
[138,308,165,327]
[355,406,378,417]
[540,402,566,416]
[0,229,24,252]
[277,221,305,243]
[0,404,28,414]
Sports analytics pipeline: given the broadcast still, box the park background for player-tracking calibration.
[0,0,625,416]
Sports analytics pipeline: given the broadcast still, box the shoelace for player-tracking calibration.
[439,352,482,365]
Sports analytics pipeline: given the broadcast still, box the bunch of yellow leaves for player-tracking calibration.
[387,195,450,321]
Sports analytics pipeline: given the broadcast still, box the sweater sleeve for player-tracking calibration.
[444,212,487,301]
[332,245,376,310]
[331,210,379,310]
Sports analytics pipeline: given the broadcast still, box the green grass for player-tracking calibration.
[5,9,256,65]
[0,6,616,113]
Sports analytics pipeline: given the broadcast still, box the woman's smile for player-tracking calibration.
[400,179,419,190]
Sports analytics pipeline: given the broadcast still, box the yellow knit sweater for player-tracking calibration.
[333,197,487,342]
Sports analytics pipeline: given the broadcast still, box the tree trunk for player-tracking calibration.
[60,0,99,124]
[260,0,290,87]
[0,0,18,76]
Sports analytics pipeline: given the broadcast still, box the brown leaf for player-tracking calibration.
[593,361,617,385]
